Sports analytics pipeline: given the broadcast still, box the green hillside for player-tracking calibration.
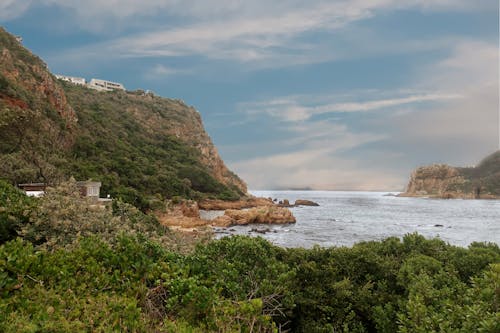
[458,150,500,196]
[0,27,245,209]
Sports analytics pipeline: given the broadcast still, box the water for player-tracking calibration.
[213,191,500,248]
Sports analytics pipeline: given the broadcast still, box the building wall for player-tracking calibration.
[88,79,125,91]
[55,74,86,85]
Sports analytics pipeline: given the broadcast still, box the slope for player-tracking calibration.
[0,27,246,209]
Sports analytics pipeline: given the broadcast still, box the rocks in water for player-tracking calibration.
[211,206,296,227]
[199,197,274,210]
[294,199,319,206]
[277,198,320,207]
[434,224,444,227]
[251,227,271,234]
[158,196,297,230]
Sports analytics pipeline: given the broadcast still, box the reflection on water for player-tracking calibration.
[214,191,500,248]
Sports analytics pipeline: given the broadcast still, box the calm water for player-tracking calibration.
[213,191,500,248]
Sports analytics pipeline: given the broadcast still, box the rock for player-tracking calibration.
[399,152,500,199]
[199,197,274,210]
[156,199,208,228]
[179,200,200,217]
[211,215,233,227]
[294,199,319,206]
[251,228,271,234]
[434,224,444,227]
[212,206,296,227]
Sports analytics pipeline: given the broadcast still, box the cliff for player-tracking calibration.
[400,151,500,199]
[0,27,246,209]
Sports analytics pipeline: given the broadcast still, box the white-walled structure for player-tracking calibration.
[55,74,86,85]
[88,79,125,92]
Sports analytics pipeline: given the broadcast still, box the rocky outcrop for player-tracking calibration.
[156,200,208,229]
[124,95,247,194]
[0,30,77,132]
[1,28,78,183]
[199,197,274,210]
[157,199,296,229]
[400,152,500,199]
[294,199,320,206]
[211,206,296,227]
[399,164,466,198]
[276,199,320,207]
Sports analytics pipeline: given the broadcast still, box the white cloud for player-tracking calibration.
[240,92,462,122]
[0,0,33,20]
[231,149,405,191]
[4,0,493,22]
[10,0,496,67]
[143,64,192,80]
[228,39,499,189]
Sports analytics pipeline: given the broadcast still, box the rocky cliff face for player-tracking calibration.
[124,94,247,193]
[0,27,77,183]
[400,151,500,199]
[401,164,468,198]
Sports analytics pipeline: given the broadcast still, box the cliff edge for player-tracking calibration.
[0,27,246,209]
[400,151,500,199]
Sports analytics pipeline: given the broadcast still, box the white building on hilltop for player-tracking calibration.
[55,74,86,86]
[88,78,125,92]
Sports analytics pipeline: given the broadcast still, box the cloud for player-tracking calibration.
[15,0,497,68]
[240,92,462,122]
[143,64,193,80]
[226,38,499,190]
[0,0,33,20]
[4,0,494,22]
[231,149,405,191]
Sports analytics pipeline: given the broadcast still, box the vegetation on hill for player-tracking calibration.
[458,150,500,196]
[0,27,245,209]
[61,83,244,209]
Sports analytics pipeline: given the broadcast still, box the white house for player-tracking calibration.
[88,78,125,92]
[55,74,87,86]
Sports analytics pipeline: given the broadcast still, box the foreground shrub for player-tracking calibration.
[1,234,499,332]
[0,180,34,244]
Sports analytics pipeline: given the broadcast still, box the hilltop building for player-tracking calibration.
[55,74,86,86]
[54,74,126,92]
[88,78,125,92]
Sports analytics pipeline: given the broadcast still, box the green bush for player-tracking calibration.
[0,180,34,244]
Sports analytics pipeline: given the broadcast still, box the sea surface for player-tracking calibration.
[212,190,500,248]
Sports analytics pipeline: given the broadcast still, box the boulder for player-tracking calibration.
[211,206,296,227]
[199,197,274,210]
[294,199,319,206]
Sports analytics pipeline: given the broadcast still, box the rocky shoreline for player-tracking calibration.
[157,196,319,232]
[156,197,294,231]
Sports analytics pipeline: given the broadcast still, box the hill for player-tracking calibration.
[400,151,500,198]
[0,27,246,209]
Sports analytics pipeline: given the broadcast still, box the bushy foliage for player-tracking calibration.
[20,179,202,253]
[1,233,499,332]
[0,180,34,243]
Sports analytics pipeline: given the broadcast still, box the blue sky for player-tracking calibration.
[1,0,498,190]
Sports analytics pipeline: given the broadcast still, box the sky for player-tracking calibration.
[1,0,499,191]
